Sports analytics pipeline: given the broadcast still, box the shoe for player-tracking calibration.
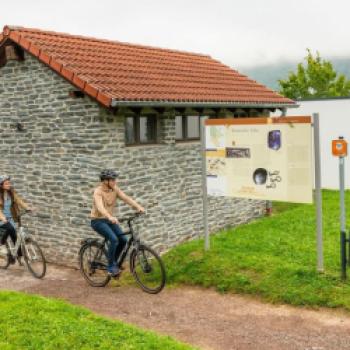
[17,257,23,266]
[9,255,15,265]
[107,265,121,278]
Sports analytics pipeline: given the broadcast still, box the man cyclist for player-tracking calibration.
[91,169,144,277]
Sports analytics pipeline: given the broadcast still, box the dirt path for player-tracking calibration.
[1,264,350,350]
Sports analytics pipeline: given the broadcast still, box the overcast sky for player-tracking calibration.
[2,0,350,70]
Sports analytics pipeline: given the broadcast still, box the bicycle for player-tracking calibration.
[0,211,46,279]
[79,213,166,294]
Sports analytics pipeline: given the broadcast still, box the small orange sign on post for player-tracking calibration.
[332,137,347,157]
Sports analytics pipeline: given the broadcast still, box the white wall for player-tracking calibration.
[282,99,350,189]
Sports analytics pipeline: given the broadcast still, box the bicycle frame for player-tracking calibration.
[6,226,26,258]
[116,232,134,267]
[93,215,141,269]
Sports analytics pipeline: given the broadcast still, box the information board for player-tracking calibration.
[205,116,313,203]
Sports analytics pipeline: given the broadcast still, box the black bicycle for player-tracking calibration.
[79,213,166,294]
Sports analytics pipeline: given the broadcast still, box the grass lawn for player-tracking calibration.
[161,190,350,309]
[0,291,195,350]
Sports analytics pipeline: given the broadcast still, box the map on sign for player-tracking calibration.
[206,125,226,148]
[205,117,313,204]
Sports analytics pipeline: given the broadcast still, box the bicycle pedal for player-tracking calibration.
[108,271,121,278]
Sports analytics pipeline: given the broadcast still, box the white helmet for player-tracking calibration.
[0,175,10,185]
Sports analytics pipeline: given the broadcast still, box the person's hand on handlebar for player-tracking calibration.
[136,205,145,214]
[108,216,119,224]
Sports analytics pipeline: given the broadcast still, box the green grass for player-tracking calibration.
[0,291,195,350]
[161,190,350,309]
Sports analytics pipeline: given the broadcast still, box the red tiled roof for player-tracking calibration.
[0,25,294,107]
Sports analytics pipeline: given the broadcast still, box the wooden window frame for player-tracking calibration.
[175,115,200,142]
[125,115,158,146]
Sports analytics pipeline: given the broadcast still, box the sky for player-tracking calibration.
[2,0,350,70]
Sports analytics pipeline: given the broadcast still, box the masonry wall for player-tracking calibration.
[0,53,266,266]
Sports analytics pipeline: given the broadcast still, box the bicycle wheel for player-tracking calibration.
[22,238,46,279]
[130,244,166,294]
[0,243,10,269]
[79,241,111,287]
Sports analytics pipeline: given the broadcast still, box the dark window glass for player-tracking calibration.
[125,117,135,144]
[140,116,157,143]
[175,116,183,140]
[125,115,157,145]
[176,115,200,141]
[187,116,200,138]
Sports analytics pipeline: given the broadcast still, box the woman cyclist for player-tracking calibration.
[91,169,144,277]
[0,175,33,262]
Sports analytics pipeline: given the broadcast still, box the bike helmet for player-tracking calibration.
[100,169,119,181]
[0,175,10,185]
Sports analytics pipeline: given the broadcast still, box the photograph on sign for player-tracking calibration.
[205,117,313,203]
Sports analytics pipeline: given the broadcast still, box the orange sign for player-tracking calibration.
[332,138,347,157]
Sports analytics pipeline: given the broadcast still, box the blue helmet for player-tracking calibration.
[100,169,119,181]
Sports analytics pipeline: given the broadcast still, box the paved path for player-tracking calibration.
[1,264,350,350]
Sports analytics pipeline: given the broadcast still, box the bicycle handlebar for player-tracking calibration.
[119,212,144,223]
[17,210,42,219]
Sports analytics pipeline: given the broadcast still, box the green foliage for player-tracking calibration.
[0,291,195,350]
[278,50,350,99]
[163,190,350,309]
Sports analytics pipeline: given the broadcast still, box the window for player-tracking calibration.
[175,116,200,141]
[234,109,248,118]
[125,115,157,145]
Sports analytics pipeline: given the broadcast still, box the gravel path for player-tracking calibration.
[1,264,350,350]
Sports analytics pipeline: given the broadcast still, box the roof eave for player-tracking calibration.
[111,99,297,109]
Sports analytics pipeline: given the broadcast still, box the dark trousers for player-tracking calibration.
[91,219,127,267]
[0,222,21,256]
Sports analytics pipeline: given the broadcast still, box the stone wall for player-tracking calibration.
[0,52,266,266]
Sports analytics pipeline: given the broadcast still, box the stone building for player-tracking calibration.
[0,26,294,265]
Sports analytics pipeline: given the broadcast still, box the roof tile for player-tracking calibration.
[61,66,73,80]
[19,36,31,50]
[72,74,86,90]
[28,43,40,57]
[8,31,20,42]
[50,60,63,73]
[38,51,51,65]
[96,91,112,106]
[84,83,98,98]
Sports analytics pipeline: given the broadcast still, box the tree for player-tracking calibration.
[278,49,350,99]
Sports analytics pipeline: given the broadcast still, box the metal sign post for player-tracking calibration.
[200,117,210,250]
[332,136,348,279]
[313,113,324,272]
[340,155,347,279]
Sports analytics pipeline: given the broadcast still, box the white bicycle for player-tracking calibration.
[0,211,46,279]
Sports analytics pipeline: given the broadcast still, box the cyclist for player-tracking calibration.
[0,175,33,262]
[91,169,145,277]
